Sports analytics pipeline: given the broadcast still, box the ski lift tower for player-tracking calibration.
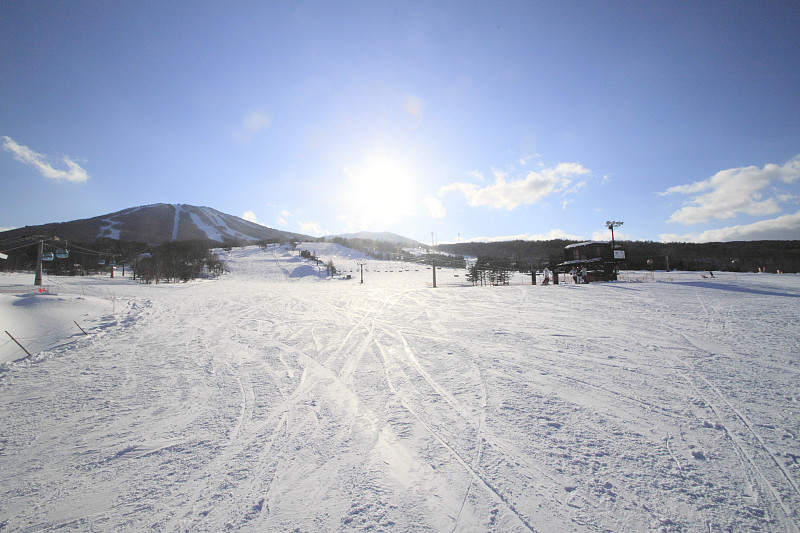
[32,235,63,286]
[34,238,44,286]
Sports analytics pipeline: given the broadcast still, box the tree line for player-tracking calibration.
[0,237,226,283]
[134,240,225,283]
[466,256,515,286]
[437,239,800,273]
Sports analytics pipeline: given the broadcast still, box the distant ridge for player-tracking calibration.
[329,231,423,247]
[0,204,311,244]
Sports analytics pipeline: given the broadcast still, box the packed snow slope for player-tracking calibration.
[1,245,799,532]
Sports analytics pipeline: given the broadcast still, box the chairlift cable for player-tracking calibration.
[0,242,41,254]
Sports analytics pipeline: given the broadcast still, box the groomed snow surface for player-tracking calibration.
[1,245,799,532]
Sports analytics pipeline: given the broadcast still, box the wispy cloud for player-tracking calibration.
[440,163,590,210]
[242,210,260,224]
[423,196,446,218]
[277,210,290,226]
[2,136,89,183]
[446,228,585,244]
[660,156,800,224]
[591,228,632,241]
[299,221,323,236]
[659,210,800,242]
[234,111,271,142]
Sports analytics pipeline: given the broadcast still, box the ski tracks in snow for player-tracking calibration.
[2,251,799,532]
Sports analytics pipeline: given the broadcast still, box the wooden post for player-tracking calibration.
[5,331,32,358]
[74,321,88,335]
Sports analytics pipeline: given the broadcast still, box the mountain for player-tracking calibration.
[0,204,311,244]
[329,231,424,247]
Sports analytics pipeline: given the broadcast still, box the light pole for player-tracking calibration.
[606,221,623,278]
[357,261,366,284]
[606,220,623,250]
[430,232,437,288]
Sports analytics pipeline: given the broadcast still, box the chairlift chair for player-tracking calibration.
[42,252,54,261]
[98,258,106,265]
[55,248,69,259]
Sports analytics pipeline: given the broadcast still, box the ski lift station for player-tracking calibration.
[558,241,625,282]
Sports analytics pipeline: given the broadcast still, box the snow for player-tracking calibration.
[190,206,259,242]
[97,218,122,239]
[171,204,181,241]
[300,241,371,261]
[189,209,225,242]
[1,246,799,532]
[564,241,608,249]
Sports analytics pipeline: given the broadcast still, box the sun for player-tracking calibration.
[343,153,419,227]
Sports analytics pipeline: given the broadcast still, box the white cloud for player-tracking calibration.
[423,196,446,218]
[447,228,585,244]
[234,111,271,142]
[591,229,633,241]
[337,214,360,234]
[660,156,800,224]
[467,170,485,182]
[440,163,590,210]
[2,136,89,183]
[242,210,258,223]
[277,210,290,225]
[659,210,800,242]
[299,221,323,236]
[244,111,270,133]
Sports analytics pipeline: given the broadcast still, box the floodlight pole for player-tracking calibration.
[606,220,624,276]
[606,220,623,250]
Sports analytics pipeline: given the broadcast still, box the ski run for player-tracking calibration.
[1,244,799,532]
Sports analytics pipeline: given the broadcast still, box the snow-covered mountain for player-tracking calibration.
[328,231,423,247]
[0,204,311,244]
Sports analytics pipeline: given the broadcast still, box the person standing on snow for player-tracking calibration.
[543,267,551,285]
[570,267,577,284]
[580,266,587,283]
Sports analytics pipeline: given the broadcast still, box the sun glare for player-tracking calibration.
[344,154,418,227]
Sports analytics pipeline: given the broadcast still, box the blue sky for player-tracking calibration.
[2,1,799,244]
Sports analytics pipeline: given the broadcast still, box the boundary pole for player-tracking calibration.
[5,331,32,358]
